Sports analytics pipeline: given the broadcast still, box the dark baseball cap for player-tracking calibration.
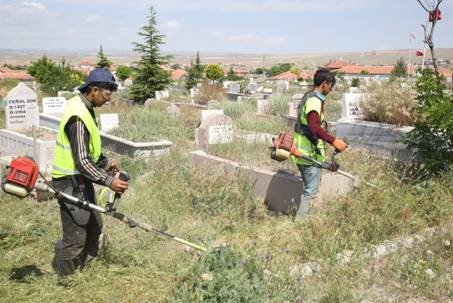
[79,68,118,92]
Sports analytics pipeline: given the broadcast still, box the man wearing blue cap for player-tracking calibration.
[51,68,129,283]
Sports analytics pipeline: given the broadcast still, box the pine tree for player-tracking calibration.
[129,6,171,103]
[185,51,203,91]
[391,57,407,78]
[96,45,113,69]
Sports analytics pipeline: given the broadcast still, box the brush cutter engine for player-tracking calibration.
[2,156,39,198]
[270,132,304,161]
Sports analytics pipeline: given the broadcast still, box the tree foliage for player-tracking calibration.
[129,6,171,103]
[185,51,203,91]
[115,65,132,82]
[391,57,408,78]
[96,45,113,69]
[204,64,224,82]
[266,63,293,77]
[226,67,243,81]
[405,68,452,175]
[27,56,85,96]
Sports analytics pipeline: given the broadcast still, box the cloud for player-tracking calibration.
[84,15,103,23]
[163,20,181,31]
[0,1,46,15]
[228,34,286,44]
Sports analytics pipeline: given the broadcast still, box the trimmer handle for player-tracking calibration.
[110,171,130,211]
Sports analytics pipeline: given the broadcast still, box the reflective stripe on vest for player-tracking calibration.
[291,95,326,165]
[51,95,101,178]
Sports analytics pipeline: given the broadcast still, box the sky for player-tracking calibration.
[0,0,452,54]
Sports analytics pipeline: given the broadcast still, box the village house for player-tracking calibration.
[0,68,34,82]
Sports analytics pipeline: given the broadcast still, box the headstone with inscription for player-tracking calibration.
[43,97,66,114]
[340,93,365,121]
[228,83,241,94]
[287,93,304,117]
[100,113,119,132]
[195,113,233,150]
[247,79,258,94]
[256,99,270,115]
[5,82,39,130]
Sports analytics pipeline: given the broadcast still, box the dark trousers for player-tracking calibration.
[52,177,103,277]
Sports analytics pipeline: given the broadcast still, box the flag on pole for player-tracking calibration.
[410,33,416,39]
[416,50,424,57]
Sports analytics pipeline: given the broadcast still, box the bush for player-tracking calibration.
[351,78,360,87]
[171,246,266,303]
[268,93,291,117]
[404,68,453,175]
[196,80,226,105]
[360,81,417,126]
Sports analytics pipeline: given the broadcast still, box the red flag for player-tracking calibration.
[416,50,424,57]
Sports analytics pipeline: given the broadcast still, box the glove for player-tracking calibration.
[332,138,348,152]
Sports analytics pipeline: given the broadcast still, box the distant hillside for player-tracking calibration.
[1,48,452,68]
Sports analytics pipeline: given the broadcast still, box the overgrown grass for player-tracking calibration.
[1,92,452,301]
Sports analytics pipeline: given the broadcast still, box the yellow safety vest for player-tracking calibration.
[291,95,326,165]
[51,95,101,178]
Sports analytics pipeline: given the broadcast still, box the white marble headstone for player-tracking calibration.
[43,97,66,114]
[5,82,39,130]
[100,113,119,132]
[340,93,365,121]
[277,80,289,93]
[257,99,270,115]
[228,83,241,94]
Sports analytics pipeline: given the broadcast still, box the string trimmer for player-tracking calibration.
[2,156,206,252]
[270,132,377,189]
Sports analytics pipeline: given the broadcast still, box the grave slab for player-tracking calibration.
[189,150,352,214]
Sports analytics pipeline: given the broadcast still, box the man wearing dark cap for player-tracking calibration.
[51,68,128,283]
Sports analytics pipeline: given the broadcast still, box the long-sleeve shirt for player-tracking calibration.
[63,94,114,187]
[307,111,335,145]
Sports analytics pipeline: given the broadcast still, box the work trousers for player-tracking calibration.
[296,164,322,218]
[51,177,103,277]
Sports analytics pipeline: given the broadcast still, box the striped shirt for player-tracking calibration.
[63,94,114,187]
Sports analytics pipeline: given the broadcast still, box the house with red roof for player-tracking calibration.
[324,59,351,70]
[171,69,187,80]
[0,68,33,81]
[270,70,315,82]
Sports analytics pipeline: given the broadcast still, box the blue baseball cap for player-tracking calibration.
[79,68,118,92]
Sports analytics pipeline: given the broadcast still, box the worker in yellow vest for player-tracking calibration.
[291,69,347,218]
[51,68,128,282]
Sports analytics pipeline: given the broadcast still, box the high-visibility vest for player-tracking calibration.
[51,95,101,178]
[291,92,326,165]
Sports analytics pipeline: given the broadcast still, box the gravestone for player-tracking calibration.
[144,98,156,108]
[256,99,270,115]
[263,88,273,94]
[42,97,66,114]
[124,79,133,87]
[248,79,258,94]
[166,103,181,117]
[228,83,241,94]
[340,93,365,121]
[349,87,360,93]
[287,93,304,117]
[5,82,39,130]
[155,90,169,101]
[100,114,119,132]
[195,114,233,150]
[277,80,289,93]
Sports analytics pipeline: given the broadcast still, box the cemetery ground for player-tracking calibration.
[0,97,452,302]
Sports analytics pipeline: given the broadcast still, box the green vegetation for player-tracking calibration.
[27,56,85,96]
[129,6,172,103]
[226,67,244,81]
[405,68,453,175]
[0,79,20,98]
[115,65,132,82]
[360,81,417,126]
[96,45,113,69]
[204,64,224,83]
[351,78,360,87]
[391,57,408,78]
[185,51,204,91]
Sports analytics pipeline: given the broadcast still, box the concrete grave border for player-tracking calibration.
[0,129,55,172]
[336,120,413,153]
[39,113,172,158]
[189,150,351,214]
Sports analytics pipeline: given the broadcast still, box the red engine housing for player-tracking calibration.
[5,157,39,192]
